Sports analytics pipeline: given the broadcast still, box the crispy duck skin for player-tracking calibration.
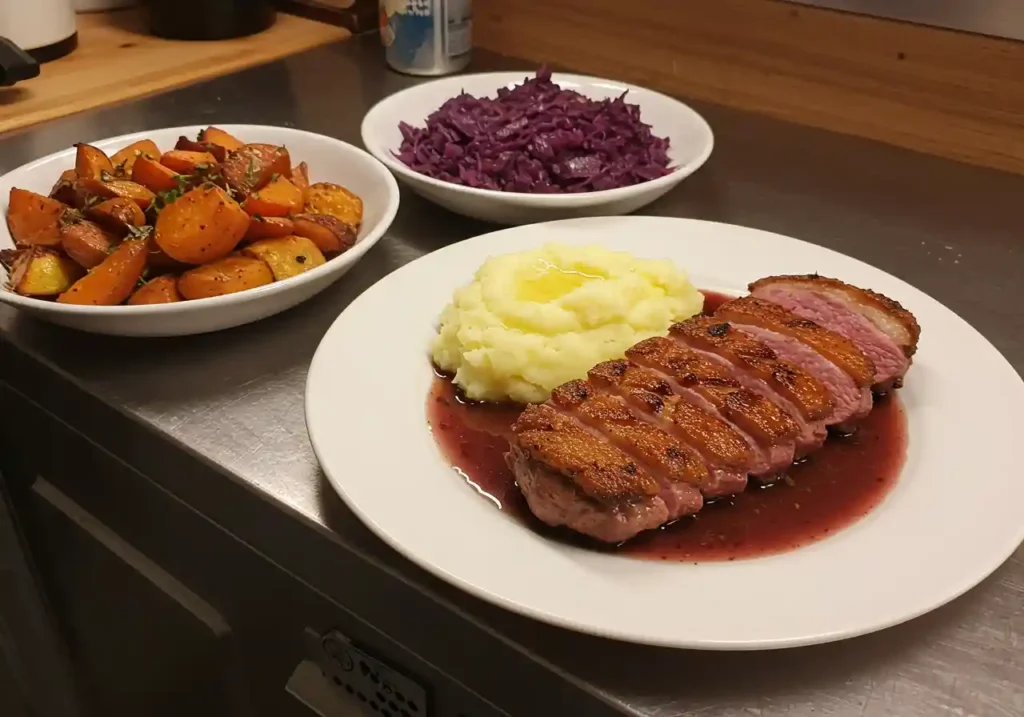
[715,297,876,389]
[588,360,755,474]
[625,336,799,448]
[513,403,660,502]
[670,317,835,422]
[549,380,711,490]
[748,274,920,358]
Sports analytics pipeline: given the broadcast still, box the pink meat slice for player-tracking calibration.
[750,283,910,391]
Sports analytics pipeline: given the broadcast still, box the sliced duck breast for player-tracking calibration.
[749,274,919,391]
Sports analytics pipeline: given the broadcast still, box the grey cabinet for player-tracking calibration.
[0,381,505,717]
[20,479,252,716]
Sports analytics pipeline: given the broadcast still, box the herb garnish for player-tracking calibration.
[99,170,116,183]
[147,187,184,221]
[126,224,153,240]
[244,155,259,187]
[0,248,20,272]
[60,208,84,226]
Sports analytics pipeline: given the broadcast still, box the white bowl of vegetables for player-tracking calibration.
[0,124,399,336]
[361,70,713,225]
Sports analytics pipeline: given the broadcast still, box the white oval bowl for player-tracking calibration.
[361,72,713,225]
[0,125,400,337]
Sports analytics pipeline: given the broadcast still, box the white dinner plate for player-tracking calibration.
[305,216,1024,649]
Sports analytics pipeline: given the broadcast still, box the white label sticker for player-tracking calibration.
[445,0,472,57]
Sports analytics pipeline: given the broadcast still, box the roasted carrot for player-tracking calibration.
[160,150,218,175]
[58,238,149,305]
[128,274,182,305]
[131,155,181,193]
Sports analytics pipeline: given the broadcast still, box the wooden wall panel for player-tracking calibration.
[474,0,1024,174]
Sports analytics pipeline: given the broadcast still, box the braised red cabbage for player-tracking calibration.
[395,67,673,193]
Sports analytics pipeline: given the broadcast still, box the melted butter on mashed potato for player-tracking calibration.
[431,243,704,404]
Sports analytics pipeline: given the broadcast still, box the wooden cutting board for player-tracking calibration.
[0,9,350,136]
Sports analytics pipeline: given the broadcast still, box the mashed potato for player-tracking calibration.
[431,243,704,403]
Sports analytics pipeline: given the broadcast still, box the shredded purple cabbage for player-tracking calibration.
[395,67,673,193]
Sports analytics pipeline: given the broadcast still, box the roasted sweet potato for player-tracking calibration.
[6,247,83,297]
[305,182,363,228]
[131,155,181,193]
[60,216,119,269]
[291,162,310,198]
[220,144,291,195]
[128,274,182,305]
[74,178,156,211]
[244,215,294,242]
[85,197,145,234]
[58,238,148,305]
[7,188,67,247]
[177,255,273,300]
[199,126,244,153]
[175,136,227,163]
[291,213,357,255]
[241,176,304,217]
[110,139,160,176]
[49,169,78,205]
[242,235,325,281]
[154,185,249,264]
[161,150,218,175]
[75,143,115,180]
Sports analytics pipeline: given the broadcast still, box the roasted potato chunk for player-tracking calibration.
[305,182,363,228]
[242,176,304,217]
[161,150,218,175]
[220,144,291,195]
[7,247,83,297]
[178,255,273,300]
[7,188,67,247]
[242,235,325,281]
[58,238,148,305]
[74,178,156,211]
[75,143,114,180]
[154,185,249,264]
[60,216,119,269]
[85,197,145,235]
[110,139,160,176]
[291,213,356,255]
[131,155,181,193]
[244,215,294,242]
[128,274,182,305]
[198,126,244,153]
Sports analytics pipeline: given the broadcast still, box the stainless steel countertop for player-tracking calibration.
[2,34,1022,717]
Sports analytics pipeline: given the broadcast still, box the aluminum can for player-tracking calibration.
[380,0,472,76]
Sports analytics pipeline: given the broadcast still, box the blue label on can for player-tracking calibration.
[381,0,435,68]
